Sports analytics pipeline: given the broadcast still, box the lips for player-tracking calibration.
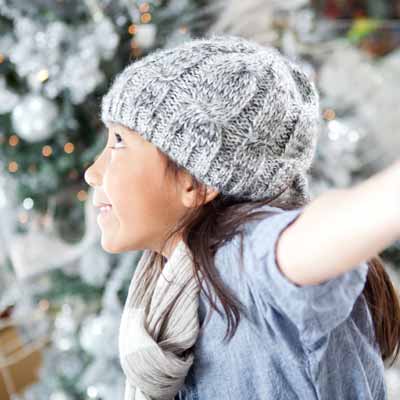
[99,204,112,212]
[94,201,112,208]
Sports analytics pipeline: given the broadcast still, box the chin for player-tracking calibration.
[100,236,125,254]
[100,236,143,254]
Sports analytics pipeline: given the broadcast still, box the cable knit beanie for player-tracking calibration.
[100,34,321,207]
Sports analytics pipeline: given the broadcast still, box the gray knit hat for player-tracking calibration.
[100,34,321,206]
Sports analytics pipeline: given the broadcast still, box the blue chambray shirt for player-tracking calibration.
[176,204,387,400]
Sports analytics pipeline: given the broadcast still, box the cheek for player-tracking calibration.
[104,154,169,220]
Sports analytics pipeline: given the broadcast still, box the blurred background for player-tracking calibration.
[0,0,400,399]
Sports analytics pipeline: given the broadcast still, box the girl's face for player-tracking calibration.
[84,122,201,258]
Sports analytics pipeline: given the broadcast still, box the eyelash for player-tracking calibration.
[108,133,124,150]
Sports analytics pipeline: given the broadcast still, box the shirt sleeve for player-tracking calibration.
[245,206,369,347]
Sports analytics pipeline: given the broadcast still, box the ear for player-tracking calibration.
[202,185,220,205]
[178,172,219,208]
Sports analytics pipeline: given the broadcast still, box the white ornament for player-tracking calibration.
[11,94,58,142]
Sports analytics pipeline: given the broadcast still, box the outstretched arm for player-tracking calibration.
[276,160,400,286]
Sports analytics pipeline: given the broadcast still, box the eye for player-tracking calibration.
[108,132,124,150]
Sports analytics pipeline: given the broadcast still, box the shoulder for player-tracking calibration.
[212,203,304,281]
[241,204,305,255]
[214,204,303,257]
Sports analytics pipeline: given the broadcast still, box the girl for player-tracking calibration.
[84,34,400,399]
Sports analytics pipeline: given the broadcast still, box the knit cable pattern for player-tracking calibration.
[100,34,321,207]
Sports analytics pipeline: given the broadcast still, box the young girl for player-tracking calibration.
[84,34,400,400]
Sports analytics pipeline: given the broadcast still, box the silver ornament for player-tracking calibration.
[11,94,58,142]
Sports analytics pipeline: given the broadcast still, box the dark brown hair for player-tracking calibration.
[149,150,400,368]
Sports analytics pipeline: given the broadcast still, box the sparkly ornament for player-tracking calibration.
[385,368,400,400]
[21,382,53,400]
[86,382,125,400]
[77,358,125,397]
[49,390,73,400]
[79,312,120,359]
[61,51,104,105]
[79,243,111,287]
[275,0,309,10]
[318,41,383,111]
[5,15,118,103]
[11,94,58,142]
[52,303,79,351]
[92,17,120,60]
[7,189,100,279]
[206,0,312,47]
[309,113,368,194]
[357,48,400,165]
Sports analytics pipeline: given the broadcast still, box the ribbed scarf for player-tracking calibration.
[118,239,201,400]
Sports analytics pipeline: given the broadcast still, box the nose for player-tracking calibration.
[84,163,102,188]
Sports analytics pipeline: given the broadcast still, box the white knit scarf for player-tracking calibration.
[118,239,201,400]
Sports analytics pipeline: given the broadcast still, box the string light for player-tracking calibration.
[323,108,336,120]
[64,142,74,153]
[128,24,137,35]
[28,164,37,173]
[77,190,88,202]
[139,3,150,13]
[18,210,29,224]
[23,197,34,210]
[87,386,98,399]
[42,145,53,157]
[68,169,78,179]
[130,39,142,57]
[37,69,49,82]
[42,214,52,227]
[8,161,18,172]
[38,299,50,312]
[8,134,19,146]
[141,13,152,24]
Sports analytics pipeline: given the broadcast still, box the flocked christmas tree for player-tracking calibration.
[0,1,221,399]
[1,0,400,399]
